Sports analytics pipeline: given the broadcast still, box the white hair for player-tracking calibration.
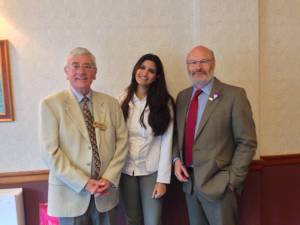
[66,47,96,67]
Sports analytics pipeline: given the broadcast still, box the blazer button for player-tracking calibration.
[88,146,92,150]
[86,162,91,166]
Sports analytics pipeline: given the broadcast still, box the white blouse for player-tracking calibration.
[118,93,173,184]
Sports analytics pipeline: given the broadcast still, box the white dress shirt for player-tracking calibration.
[70,86,93,113]
[118,93,173,184]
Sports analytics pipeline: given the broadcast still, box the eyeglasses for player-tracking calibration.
[186,59,214,66]
[68,62,96,70]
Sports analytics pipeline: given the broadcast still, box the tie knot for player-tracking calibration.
[82,96,89,104]
[194,89,202,98]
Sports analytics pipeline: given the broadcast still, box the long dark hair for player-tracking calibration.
[121,54,174,136]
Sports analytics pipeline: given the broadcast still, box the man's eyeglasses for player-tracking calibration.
[186,59,214,66]
[69,63,96,70]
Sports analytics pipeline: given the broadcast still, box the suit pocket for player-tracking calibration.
[99,124,116,151]
[215,158,230,170]
[49,172,64,185]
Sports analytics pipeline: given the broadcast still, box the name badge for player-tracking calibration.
[93,122,106,130]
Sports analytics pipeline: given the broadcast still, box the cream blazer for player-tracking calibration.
[39,89,128,217]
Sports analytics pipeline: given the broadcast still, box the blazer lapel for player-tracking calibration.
[177,88,193,149]
[92,92,105,149]
[64,90,90,142]
[195,78,224,137]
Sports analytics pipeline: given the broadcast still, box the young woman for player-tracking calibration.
[118,54,174,225]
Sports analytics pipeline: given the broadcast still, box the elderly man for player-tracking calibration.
[39,47,128,225]
[173,45,257,225]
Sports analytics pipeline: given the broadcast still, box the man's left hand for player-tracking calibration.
[95,178,112,196]
[228,183,235,192]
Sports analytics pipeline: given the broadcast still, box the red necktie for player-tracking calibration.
[184,89,202,167]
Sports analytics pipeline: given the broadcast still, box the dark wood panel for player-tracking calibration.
[162,175,189,225]
[261,154,300,166]
[239,170,262,225]
[1,154,300,225]
[0,170,49,225]
[262,163,300,225]
[0,181,48,225]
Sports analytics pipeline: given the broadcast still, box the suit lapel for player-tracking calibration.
[195,78,224,137]
[177,88,193,150]
[92,92,105,149]
[64,90,90,142]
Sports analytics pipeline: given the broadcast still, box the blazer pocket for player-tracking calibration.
[215,158,230,170]
[48,172,64,185]
[100,125,116,146]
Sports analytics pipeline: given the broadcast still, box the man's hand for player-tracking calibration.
[85,178,113,196]
[228,183,235,192]
[85,179,100,194]
[94,178,112,196]
[152,183,167,199]
[174,159,190,182]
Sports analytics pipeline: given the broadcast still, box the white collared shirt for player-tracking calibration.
[191,78,213,135]
[118,93,173,184]
[70,86,93,113]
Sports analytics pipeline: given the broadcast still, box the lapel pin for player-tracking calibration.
[209,92,220,101]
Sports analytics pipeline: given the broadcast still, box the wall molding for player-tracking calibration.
[0,169,48,185]
[260,153,300,165]
[0,154,299,185]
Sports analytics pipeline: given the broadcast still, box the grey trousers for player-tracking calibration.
[185,170,239,225]
[59,196,116,225]
[120,172,163,225]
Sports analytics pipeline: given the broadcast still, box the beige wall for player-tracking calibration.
[260,0,300,155]
[0,0,299,172]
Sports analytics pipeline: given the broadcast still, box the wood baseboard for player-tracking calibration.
[261,153,300,165]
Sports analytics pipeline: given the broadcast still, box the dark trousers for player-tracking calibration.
[59,196,116,225]
[185,168,239,225]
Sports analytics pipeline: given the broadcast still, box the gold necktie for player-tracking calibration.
[82,97,101,179]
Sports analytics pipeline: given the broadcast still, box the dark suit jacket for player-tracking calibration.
[174,78,257,201]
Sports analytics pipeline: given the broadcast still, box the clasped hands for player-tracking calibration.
[85,178,112,196]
